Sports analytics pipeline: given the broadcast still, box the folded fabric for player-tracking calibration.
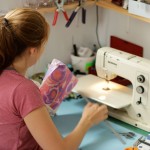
[40,59,78,114]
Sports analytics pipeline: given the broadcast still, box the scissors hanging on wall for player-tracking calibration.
[52,0,69,26]
[65,0,86,27]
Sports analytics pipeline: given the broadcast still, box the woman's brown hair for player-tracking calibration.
[0,8,49,74]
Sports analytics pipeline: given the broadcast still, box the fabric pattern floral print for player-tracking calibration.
[40,59,78,112]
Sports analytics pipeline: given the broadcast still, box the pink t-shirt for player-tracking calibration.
[0,70,45,150]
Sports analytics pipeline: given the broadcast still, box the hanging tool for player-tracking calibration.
[52,0,69,26]
[65,0,86,27]
[82,5,86,24]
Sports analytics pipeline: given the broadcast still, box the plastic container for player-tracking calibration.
[71,54,95,73]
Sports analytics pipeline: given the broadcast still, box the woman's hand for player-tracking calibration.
[81,102,108,128]
[24,103,108,150]
[63,102,108,150]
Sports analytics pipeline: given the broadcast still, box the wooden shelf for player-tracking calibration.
[37,0,150,23]
[96,0,150,23]
[37,0,95,14]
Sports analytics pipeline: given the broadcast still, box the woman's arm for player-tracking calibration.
[24,106,65,150]
[24,103,108,150]
[63,103,108,150]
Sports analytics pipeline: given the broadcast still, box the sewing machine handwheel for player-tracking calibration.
[137,75,145,83]
[136,86,144,94]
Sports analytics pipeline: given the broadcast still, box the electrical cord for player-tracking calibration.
[96,5,101,48]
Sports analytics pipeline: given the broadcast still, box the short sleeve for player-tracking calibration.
[13,79,45,118]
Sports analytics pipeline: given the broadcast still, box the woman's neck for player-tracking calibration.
[11,57,28,76]
[9,64,26,76]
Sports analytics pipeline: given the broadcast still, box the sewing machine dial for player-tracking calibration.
[137,75,145,83]
[136,86,144,94]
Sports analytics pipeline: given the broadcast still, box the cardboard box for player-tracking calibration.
[128,0,150,19]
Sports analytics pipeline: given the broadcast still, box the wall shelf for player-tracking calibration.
[96,0,150,23]
[37,0,150,23]
[37,0,95,14]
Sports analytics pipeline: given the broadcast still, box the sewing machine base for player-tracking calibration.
[108,107,150,132]
[73,74,132,109]
[73,74,150,132]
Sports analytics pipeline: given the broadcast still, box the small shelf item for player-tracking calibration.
[96,0,150,23]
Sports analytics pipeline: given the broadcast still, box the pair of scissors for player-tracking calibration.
[124,136,144,150]
[124,147,138,150]
[65,0,86,27]
[120,132,136,139]
[52,0,69,26]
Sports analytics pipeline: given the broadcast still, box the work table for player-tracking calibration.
[52,98,147,150]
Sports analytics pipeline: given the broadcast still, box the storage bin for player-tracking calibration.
[71,54,95,73]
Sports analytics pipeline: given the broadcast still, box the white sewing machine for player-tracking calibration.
[73,47,150,132]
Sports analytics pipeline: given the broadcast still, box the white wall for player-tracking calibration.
[0,1,97,76]
[1,1,150,76]
[98,7,150,59]
[27,7,97,76]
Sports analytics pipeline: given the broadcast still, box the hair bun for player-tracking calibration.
[2,18,9,27]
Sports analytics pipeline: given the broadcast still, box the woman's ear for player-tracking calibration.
[29,47,37,56]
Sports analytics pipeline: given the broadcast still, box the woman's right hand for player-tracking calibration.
[81,102,108,128]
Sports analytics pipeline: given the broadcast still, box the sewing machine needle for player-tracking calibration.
[105,120,126,144]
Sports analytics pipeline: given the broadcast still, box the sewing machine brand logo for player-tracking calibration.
[108,60,117,66]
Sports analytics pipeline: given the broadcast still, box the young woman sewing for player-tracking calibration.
[0,8,108,150]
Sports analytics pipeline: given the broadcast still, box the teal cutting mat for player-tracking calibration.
[52,99,148,150]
